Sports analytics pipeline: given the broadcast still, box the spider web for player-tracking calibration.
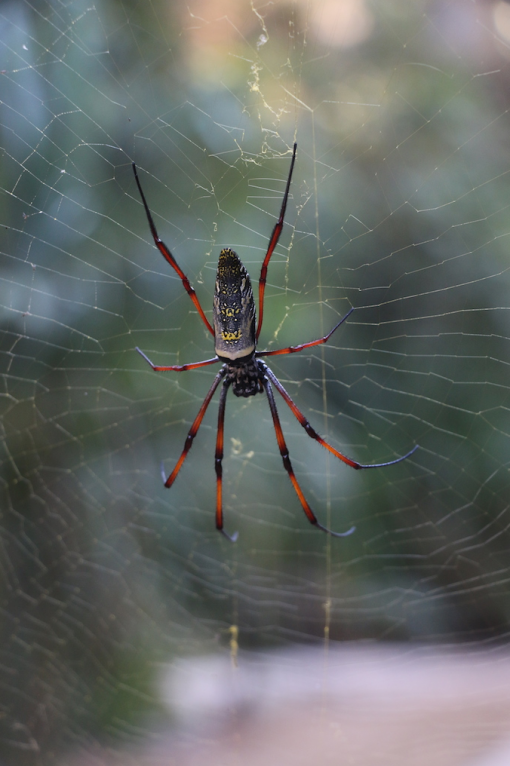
[2,0,510,763]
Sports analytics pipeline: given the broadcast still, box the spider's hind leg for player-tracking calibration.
[264,365,418,470]
[161,367,226,488]
[262,375,355,538]
[215,378,238,542]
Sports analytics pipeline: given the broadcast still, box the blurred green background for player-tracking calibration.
[2,0,510,761]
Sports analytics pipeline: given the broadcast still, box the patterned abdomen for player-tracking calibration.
[213,248,256,361]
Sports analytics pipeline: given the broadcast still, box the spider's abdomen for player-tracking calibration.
[214,248,256,361]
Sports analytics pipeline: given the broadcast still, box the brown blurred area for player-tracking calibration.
[65,644,510,766]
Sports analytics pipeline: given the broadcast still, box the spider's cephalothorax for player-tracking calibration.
[133,143,418,541]
[224,357,263,398]
[213,248,262,398]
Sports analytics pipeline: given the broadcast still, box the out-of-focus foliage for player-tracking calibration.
[2,0,510,762]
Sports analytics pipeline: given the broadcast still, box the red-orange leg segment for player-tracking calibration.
[256,143,297,341]
[163,367,226,488]
[215,380,238,542]
[262,376,355,538]
[136,346,220,372]
[132,163,215,336]
[256,308,354,359]
[264,365,418,469]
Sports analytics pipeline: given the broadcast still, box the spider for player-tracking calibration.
[133,143,418,541]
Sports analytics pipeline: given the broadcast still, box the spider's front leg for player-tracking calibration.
[256,142,297,341]
[132,162,214,336]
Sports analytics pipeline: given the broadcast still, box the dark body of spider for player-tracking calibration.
[133,143,418,541]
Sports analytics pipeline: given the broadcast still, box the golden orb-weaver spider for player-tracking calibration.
[133,143,417,541]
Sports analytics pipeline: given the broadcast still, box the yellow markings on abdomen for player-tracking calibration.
[221,330,242,341]
[222,307,240,318]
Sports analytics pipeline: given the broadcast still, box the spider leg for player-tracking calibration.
[256,308,354,358]
[264,365,419,469]
[162,367,227,489]
[132,163,214,337]
[262,375,355,538]
[215,379,238,542]
[136,346,220,372]
[256,142,297,342]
